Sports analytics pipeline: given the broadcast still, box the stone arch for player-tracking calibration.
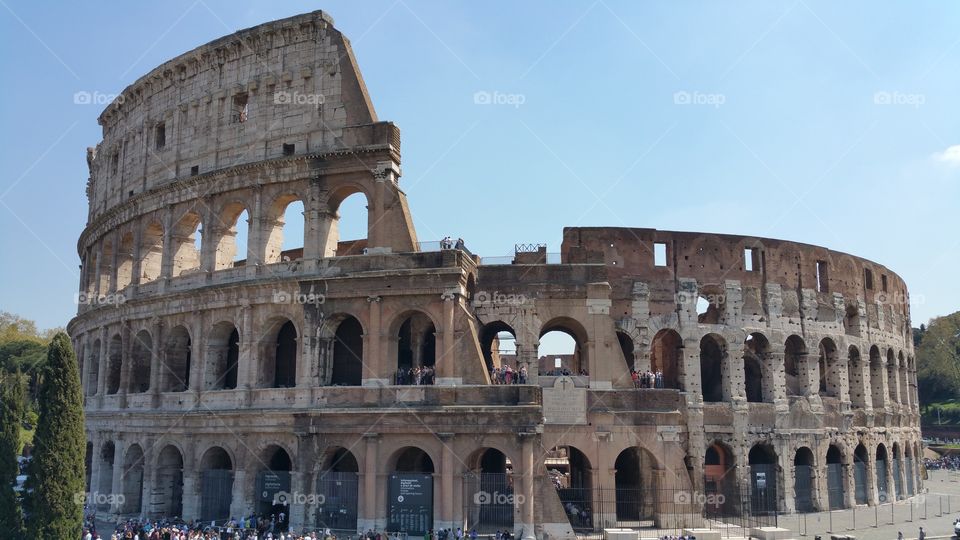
[650,328,682,389]
[793,447,816,512]
[744,332,770,402]
[704,441,738,516]
[545,444,594,529]
[898,350,909,408]
[388,446,436,473]
[539,316,590,376]
[323,185,372,257]
[264,192,307,264]
[86,339,101,396]
[206,321,239,390]
[479,320,517,372]
[121,443,145,514]
[116,231,135,289]
[155,445,184,518]
[853,443,869,504]
[256,444,295,516]
[128,329,153,393]
[258,317,298,388]
[748,443,779,514]
[463,447,516,532]
[97,440,116,511]
[315,447,360,531]
[106,333,122,394]
[892,441,904,499]
[199,445,234,522]
[171,209,203,276]
[613,446,658,521]
[330,315,365,386]
[825,444,846,509]
[139,220,164,283]
[391,310,438,383]
[784,335,807,396]
[213,201,249,270]
[876,443,890,502]
[161,325,191,392]
[818,337,842,398]
[700,333,727,402]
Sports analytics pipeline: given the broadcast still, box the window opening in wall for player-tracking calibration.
[111,152,119,175]
[816,260,829,293]
[654,242,667,267]
[155,122,166,150]
[282,143,295,156]
[865,269,873,290]
[231,94,249,124]
[744,248,756,271]
[190,165,199,176]
[881,274,888,292]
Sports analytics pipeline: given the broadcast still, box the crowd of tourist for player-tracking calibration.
[924,455,960,470]
[395,365,436,385]
[562,502,592,527]
[631,369,666,389]
[81,512,343,540]
[540,368,588,377]
[489,365,528,385]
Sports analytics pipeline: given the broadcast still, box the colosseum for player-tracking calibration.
[68,10,922,539]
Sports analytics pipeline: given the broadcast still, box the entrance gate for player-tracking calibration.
[200,470,234,523]
[893,459,903,499]
[794,465,814,512]
[316,471,359,531]
[826,463,844,510]
[876,460,888,502]
[750,464,777,514]
[463,472,514,533]
[854,461,867,504]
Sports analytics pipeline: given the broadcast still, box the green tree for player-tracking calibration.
[0,376,24,536]
[916,311,960,405]
[23,333,85,539]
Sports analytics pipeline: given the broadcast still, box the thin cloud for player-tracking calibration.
[932,144,960,166]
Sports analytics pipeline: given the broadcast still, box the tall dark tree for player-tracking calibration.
[24,333,85,539]
[0,376,24,536]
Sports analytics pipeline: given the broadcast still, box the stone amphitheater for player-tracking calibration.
[67,10,922,539]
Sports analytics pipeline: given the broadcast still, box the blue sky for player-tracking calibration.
[1,0,958,334]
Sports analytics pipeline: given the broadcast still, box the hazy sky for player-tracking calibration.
[1,1,958,336]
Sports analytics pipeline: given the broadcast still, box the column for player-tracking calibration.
[767,349,788,411]
[437,292,460,385]
[363,295,384,385]
[109,229,120,293]
[519,434,536,540]
[359,434,380,532]
[438,434,455,530]
[189,311,205,393]
[130,222,143,289]
[843,450,856,508]
[93,244,103,298]
[682,341,703,399]
[150,318,163,408]
[779,442,796,513]
[88,432,102,496]
[238,304,255,403]
[139,439,155,519]
[798,353,819,397]
[303,179,322,260]
[159,205,174,280]
[119,321,131,408]
[110,437,127,514]
[866,446,879,506]
[247,186,264,267]
[97,326,108,402]
[181,436,200,522]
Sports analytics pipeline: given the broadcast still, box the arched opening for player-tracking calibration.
[387,447,435,535]
[853,444,868,504]
[848,346,867,408]
[97,441,115,512]
[825,445,845,509]
[330,316,364,386]
[784,335,806,396]
[479,321,517,377]
[464,448,515,533]
[696,293,722,324]
[546,445,593,530]
[744,333,771,403]
[171,211,203,276]
[616,331,635,373]
[128,330,153,393]
[876,444,889,502]
[887,349,898,403]
[539,318,588,376]
[214,203,249,270]
[650,329,682,389]
[316,447,360,531]
[794,448,815,512]
[116,232,134,290]
[700,334,726,402]
[869,346,884,408]
[161,325,191,392]
[86,339,101,397]
[704,442,738,516]
[264,195,305,264]
[121,444,145,514]
[395,312,436,385]
[614,447,656,522]
[257,446,293,528]
[139,221,164,283]
[326,191,370,257]
[206,322,239,390]
[905,443,915,495]
[892,443,904,500]
[199,447,234,523]
[748,444,778,514]
[155,445,184,518]
[106,334,122,394]
[259,319,297,388]
[819,338,840,398]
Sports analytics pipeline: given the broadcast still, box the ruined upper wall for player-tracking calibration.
[85,10,379,223]
[561,226,911,329]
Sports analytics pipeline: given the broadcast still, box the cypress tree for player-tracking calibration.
[24,333,85,538]
[0,375,24,535]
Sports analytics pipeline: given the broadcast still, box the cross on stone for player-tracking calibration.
[559,378,570,390]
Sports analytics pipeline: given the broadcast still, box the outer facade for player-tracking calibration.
[68,11,922,539]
